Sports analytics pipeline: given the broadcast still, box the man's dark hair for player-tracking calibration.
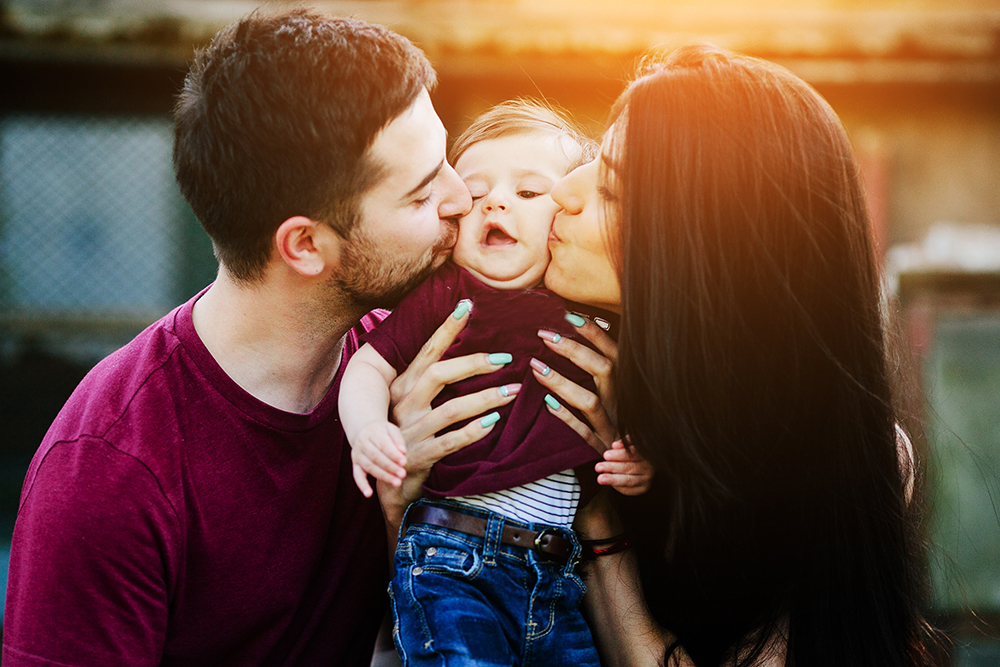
[173,9,436,283]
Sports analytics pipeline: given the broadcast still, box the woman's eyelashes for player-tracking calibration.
[596,185,618,203]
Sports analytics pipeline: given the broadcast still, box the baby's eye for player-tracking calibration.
[470,192,486,202]
[517,190,542,199]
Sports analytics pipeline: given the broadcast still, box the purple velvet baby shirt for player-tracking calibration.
[363,262,600,498]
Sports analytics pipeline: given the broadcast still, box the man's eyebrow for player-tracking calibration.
[404,160,444,200]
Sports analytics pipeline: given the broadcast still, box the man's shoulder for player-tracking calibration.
[42,305,190,454]
[21,307,192,519]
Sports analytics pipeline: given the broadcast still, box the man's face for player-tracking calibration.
[333,89,471,309]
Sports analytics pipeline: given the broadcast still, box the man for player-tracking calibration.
[3,9,507,666]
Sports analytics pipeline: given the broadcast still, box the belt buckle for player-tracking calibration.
[533,528,560,561]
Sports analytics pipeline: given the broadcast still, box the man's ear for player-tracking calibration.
[274,216,343,277]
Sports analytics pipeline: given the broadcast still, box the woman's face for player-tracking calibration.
[545,131,622,313]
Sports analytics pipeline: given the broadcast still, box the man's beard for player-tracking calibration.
[332,221,457,310]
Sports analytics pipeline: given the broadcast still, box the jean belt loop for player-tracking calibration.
[483,512,504,567]
[561,529,582,576]
[398,499,424,543]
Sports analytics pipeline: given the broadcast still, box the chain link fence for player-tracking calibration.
[1,114,212,320]
[0,113,216,521]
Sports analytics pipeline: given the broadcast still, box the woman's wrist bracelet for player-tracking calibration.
[580,533,631,560]
[579,532,628,547]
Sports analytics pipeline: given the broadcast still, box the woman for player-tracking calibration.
[532,44,937,666]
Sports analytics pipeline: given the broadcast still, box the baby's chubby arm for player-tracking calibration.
[340,344,407,498]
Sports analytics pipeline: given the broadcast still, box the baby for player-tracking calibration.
[340,100,642,665]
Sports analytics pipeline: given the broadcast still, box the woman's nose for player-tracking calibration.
[551,170,581,214]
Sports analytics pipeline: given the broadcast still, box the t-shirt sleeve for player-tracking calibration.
[362,264,461,374]
[3,437,179,667]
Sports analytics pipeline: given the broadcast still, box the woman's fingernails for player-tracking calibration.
[544,394,561,411]
[537,329,562,343]
[529,358,551,376]
[452,299,473,319]
[565,313,586,327]
[488,353,513,365]
[498,383,521,398]
[480,412,501,428]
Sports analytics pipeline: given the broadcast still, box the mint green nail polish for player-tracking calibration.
[480,412,501,428]
[499,385,509,397]
[552,333,562,343]
[452,299,472,319]
[565,313,586,327]
[488,353,512,365]
[544,394,561,411]
[540,365,551,376]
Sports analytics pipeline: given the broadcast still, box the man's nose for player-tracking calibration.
[438,163,472,219]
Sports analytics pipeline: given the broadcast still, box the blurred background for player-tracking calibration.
[1,0,999,663]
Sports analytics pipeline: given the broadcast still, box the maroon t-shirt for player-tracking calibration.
[3,290,389,667]
[364,262,600,498]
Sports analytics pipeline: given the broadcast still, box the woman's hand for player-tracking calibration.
[535,315,654,496]
[377,303,518,531]
[533,315,618,453]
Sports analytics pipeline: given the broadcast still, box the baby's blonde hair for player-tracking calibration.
[449,99,598,169]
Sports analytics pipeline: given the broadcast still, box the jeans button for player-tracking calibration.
[426,547,437,556]
[412,566,424,576]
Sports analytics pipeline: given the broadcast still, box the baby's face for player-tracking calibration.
[452,132,575,290]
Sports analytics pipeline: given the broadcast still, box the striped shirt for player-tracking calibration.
[454,470,581,528]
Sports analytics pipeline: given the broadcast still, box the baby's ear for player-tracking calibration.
[274,216,343,277]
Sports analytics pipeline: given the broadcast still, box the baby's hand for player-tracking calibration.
[350,421,407,498]
[595,440,654,496]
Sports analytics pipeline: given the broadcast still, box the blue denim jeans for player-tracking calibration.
[389,499,600,667]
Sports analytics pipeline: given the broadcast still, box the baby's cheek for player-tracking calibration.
[525,247,553,286]
[451,229,479,266]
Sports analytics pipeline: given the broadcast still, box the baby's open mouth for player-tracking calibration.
[484,228,516,246]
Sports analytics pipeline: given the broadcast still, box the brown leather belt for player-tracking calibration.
[403,504,576,565]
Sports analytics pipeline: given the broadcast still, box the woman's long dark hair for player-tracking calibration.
[612,45,934,666]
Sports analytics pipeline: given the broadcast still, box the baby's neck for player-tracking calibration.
[455,261,547,291]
